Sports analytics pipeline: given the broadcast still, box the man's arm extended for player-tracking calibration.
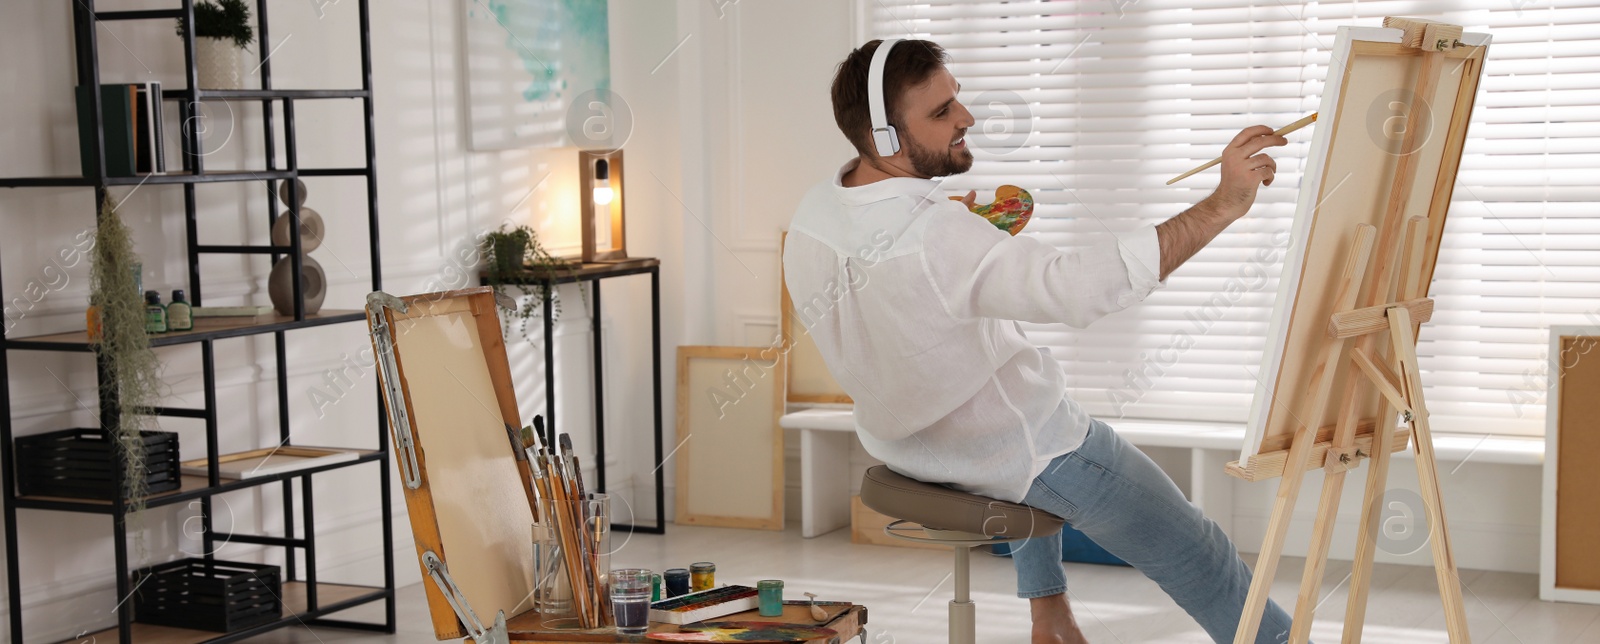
[1156,125,1288,280]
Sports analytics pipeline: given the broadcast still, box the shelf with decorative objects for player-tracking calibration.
[0,2,395,643]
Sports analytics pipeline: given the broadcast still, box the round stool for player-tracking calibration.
[859,465,1064,644]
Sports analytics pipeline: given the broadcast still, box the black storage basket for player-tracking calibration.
[15,428,179,500]
[133,559,282,632]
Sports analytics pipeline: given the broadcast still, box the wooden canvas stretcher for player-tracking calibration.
[1229,18,1490,644]
[367,287,533,644]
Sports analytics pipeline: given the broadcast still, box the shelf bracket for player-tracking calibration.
[422,551,509,644]
[367,291,423,489]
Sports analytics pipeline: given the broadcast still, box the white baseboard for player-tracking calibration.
[1231,512,1539,574]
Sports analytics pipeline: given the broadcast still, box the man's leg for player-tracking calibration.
[1022,420,1297,644]
[1009,528,1088,643]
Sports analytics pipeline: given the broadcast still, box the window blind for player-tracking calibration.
[869,0,1600,436]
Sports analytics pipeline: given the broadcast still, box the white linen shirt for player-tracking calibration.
[782,159,1165,502]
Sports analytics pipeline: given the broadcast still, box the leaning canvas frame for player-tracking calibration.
[779,231,852,405]
[1241,25,1491,463]
[1540,325,1600,605]
[675,346,786,530]
[367,287,535,639]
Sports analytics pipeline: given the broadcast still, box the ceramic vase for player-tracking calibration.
[195,37,244,90]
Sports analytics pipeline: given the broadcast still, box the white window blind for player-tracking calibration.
[868,0,1600,436]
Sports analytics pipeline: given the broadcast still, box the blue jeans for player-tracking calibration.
[1011,419,1297,644]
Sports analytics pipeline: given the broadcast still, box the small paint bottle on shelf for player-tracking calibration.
[690,562,715,592]
[757,580,784,617]
[86,305,102,341]
[143,290,168,333]
[168,289,193,332]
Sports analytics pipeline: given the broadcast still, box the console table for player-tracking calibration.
[484,257,665,534]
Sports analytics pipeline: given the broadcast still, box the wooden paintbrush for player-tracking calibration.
[1166,113,1317,185]
[559,434,609,625]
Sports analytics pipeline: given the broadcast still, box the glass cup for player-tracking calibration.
[610,568,653,634]
[533,493,612,631]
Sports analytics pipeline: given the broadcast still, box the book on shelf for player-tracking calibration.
[134,82,166,175]
[75,82,165,179]
[192,305,276,318]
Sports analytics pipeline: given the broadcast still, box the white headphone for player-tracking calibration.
[867,38,903,156]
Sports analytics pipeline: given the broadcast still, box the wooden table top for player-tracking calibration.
[501,602,867,643]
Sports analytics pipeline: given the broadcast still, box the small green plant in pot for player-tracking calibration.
[481,224,580,338]
[176,0,255,89]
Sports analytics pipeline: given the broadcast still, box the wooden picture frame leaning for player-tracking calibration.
[675,345,786,530]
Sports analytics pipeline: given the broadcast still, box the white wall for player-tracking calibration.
[0,1,682,641]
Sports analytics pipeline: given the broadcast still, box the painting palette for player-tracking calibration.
[954,185,1034,235]
[646,622,838,643]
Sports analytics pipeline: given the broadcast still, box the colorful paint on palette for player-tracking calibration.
[646,621,838,642]
[952,185,1035,235]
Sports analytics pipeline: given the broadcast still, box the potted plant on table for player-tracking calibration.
[176,0,255,90]
[481,224,580,338]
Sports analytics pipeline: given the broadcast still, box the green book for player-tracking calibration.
[76,84,136,178]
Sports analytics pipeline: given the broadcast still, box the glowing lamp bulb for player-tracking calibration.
[593,158,614,205]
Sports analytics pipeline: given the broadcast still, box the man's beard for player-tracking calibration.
[905,134,974,178]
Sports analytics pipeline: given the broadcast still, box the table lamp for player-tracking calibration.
[579,150,627,263]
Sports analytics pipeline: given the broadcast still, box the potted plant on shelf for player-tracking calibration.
[176,0,255,90]
[481,224,579,337]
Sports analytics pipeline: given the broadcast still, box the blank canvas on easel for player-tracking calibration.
[1243,25,1491,463]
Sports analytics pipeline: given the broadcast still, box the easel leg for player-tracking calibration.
[1236,225,1376,644]
[1235,421,1320,644]
[1343,216,1430,644]
[1340,411,1400,644]
[1390,309,1471,642]
[1291,391,1387,644]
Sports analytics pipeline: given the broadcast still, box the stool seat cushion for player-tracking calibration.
[860,465,1064,540]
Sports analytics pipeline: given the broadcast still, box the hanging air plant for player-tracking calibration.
[88,194,162,515]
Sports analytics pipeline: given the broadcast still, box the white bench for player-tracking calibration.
[782,408,1543,539]
[780,406,858,538]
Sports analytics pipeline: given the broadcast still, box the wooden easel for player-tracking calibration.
[1231,18,1473,644]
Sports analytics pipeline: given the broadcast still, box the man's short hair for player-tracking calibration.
[831,39,949,158]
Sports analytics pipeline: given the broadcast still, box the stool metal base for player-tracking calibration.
[883,520,1023,644]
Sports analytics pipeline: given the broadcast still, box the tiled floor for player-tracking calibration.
[257,524,1600,643]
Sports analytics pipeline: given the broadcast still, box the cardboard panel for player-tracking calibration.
[1244,28,1489,460]
[674,346,785,530]
[1554,334,1600,591]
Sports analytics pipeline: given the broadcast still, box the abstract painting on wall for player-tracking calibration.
[463,0,611,150]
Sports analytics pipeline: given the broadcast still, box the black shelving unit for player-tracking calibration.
[0,2,394,643]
